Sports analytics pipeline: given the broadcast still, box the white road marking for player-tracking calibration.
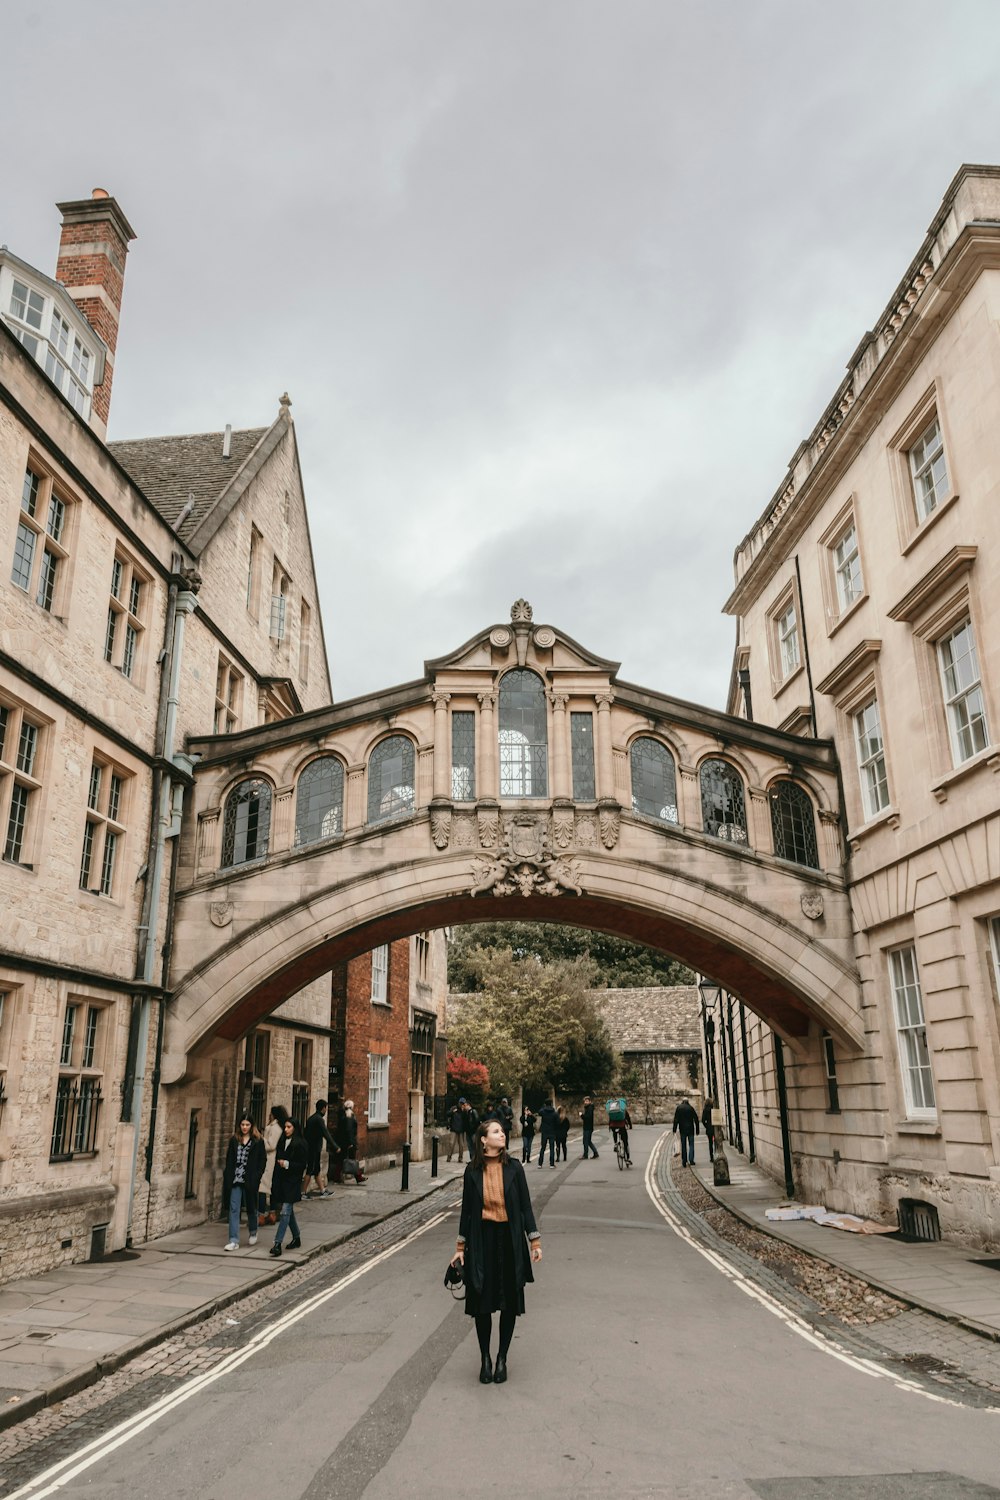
[5,1210,453,1499]
[643,1133,996,1412]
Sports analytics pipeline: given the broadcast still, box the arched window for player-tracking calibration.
[700,759,747,843]
[221,778,272,866]
[498,669,548,797]
[630,738,678,823]
[769,781,818,868]
[294,757,344,847]
[367,736,415,824]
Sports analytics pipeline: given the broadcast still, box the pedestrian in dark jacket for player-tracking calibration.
[222,1115,266,1251]
[303,1100,335,1198]
[672,1097,701,1167]
[555,1106,570,1161]
[519,1107,536,1163]
[447,1099,467,1163]
[579,1096,599,1159]
[451,1119,543,1385]
[498,1098,514,1144]
[269,1118,308,1255]
[701,1098,716,1162]
[335,1099,366,1183]
[536,1101,558,1167]
[461,1099,480,1155]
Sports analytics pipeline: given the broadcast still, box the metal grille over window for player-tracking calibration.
[909,415,948,520]
[498,669,548,797]
[367,737,415,823]
[769,782,818,868]
[294,757,344,845]
[221,778,272,865]
[889,945,936,1116]
[570,712,595,800]
[938,618,989,765]
[630,738,678,823]
[451,711,476,800]
[51,999,105,1159]
[700,759,747,842]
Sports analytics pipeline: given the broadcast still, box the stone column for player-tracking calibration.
[549,691,571,799]
[818,807,843,872]
[595,693,615,801]
[748,786,772,853]
[345,764,366,830]
[271,785,294,852]
[432,691,451,800]
[478,691,499,800]
[197,808,220,876]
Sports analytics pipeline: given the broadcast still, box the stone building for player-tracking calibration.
[0,191,445,1285]
[721,163,1000,1245]
[594,986,702,1123]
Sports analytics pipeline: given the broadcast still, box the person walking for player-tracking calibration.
[536,1100,557,1167]
[446,1099,467,1163]
[302,1099,335,1198]
[336,1099,366,1183]
[672,1096,701,1167]
[222,1114,266,1251]
[555,1106,570,1162]
[451,1119,543,1386]
[519,1106,536,1163]
[579,1096,599,1159]
[498,1097,514,1145]
[701,1097,716,1163]
[269,1117,307,1255]
[462,1098,480,1158]
[259,1103,288,1224]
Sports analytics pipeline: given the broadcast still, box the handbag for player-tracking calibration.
[443,1258,466,1297]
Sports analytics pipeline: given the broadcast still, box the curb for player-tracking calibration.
[689,1163,1000,1348]
[0,1174,458,1437]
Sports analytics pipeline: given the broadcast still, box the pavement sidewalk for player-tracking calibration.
[0,1154,465,1432]
[688,1147,1000,1342]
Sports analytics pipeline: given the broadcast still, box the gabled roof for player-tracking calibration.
[108,425,270,543]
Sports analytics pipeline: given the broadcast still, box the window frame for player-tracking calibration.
[367,736,416,825]
[370,943,390,1005]
[889,386,959,551]
[294,755,344,846]
[270,559,290,642]
[570,711,596,801]
[214,654,244,734]
[699,757,748,844]
[629,736,679,825]
[497,669,549,799]
[818,498,868,631]
[451,709,477,801]
[908,413,949,523]
[766,582,804,690]
[936,616,990,768]
[10,462,74,617]
[367,1052,390,1126]
[103,549,149,684]
[887,944,936,1121]
[768,779,819,869]
[220,777,273,867]
[4,273,98,418]
[853,695,891,821]
[50,995,109,1161]
[79,755,130,899]
[0,695,47,868]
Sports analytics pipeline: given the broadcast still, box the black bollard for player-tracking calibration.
[401,1141,410,1192]
[431,1135,439,1178]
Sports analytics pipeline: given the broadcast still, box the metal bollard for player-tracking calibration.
[431,1135,439,1178]
[401,1141,410,1192]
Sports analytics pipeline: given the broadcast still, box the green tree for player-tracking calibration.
[448,922,692,991]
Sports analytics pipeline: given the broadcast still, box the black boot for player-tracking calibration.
[493,1355,507,1384]
[479,1355,493,1384]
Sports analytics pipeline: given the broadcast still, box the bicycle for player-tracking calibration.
[610,1124,631,1170]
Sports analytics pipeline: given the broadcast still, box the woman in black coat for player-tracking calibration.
[451,1119,542,1386]
[269,1117,308,1256]
[221,1115,266,1250]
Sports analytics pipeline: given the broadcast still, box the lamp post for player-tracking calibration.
[697,978,729,1187]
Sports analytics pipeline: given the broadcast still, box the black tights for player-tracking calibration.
[475,1310,516,1361]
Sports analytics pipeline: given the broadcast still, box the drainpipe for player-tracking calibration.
[793,555,818,739]
[773,1034,795,1199]
[726,996,743,1154]
[738,1000,755,1163]
[123,577,200,1247]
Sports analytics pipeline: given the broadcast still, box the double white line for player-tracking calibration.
[6,1210,452,1499]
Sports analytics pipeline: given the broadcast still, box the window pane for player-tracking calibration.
[571,713,595,800]
[700,759,747,842]
[11,523,36,591]
[221,779,272,864]
[4,784,30,862]
[122,624,138,679]
[294,757,344,845]
[630,738,678,823]
[36,548,58,611]
[854,698,889,818]
[0,705,8,762]
[108,773,123,823]
[16,721,38,776]
[769,782,818,868]
[498,670,548,797]
[371,944,389,1003]
[451,711,476,800]
[46,495,65,543]
[21,469,40,518]
[99,830,118,895]
[79,819,96,888]
[367,736,415,824]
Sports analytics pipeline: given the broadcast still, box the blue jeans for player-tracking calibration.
[680,1131,695,1166]
[582,1128,598,1158]
[274,1201,300,1246]
[228,1185,257,1242]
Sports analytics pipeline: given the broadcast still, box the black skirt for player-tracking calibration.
[465,1219,525,1318]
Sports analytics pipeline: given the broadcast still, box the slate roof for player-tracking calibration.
[108,427,268,543]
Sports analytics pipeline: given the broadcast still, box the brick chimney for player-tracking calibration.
[54,189,136,431]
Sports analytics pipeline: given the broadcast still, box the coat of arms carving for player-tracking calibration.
[210,900,234,928]
[469,814,582,899]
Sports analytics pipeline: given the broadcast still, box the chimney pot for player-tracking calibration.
[222,424,232,459]
[92,187,110,200]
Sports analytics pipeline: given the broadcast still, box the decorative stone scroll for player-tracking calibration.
[470,814,582,898]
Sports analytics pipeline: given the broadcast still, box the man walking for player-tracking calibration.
[701,1097,716,1162]
[498,1097,514,1145]
[672,1096,700,1167]
[303,1099,335,1197]
[446,1098,467,1163]
[579,1096,599,1159]
[537,1100,558,1167]
[520,1105,536,1162]
[461,1098,480,1158]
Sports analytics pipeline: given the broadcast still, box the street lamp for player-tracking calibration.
[696,977,729,1187]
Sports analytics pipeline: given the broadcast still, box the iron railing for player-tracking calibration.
[50,1077,103,1160]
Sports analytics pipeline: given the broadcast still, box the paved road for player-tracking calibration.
[4,1129,1000,1500]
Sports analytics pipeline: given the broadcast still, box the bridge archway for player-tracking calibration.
[165,603,861,1081]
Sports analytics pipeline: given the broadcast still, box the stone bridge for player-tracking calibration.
[162,602,861,1083]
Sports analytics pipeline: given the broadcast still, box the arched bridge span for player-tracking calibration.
[164,604,860,1083]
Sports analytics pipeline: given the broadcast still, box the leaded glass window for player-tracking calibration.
[451,711,476,800]
[769,782,818,868]
[498,669,548,797]
[630,738,678,823]
[571,712,595,800]
[367,736,415,823]
[221,779,272,866]
[294,757,344,845]
[700,759,747,842]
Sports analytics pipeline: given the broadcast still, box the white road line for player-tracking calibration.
[643,1134,995,1412]
[5,1209,453,1500]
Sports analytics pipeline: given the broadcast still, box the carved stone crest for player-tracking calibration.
[430,807,452,850]
[452,814,477,849]
[800,890,824,920]
[599,806,621,849]
[575,813,598,848]
[210,900,234,928]
[470,814,582,899]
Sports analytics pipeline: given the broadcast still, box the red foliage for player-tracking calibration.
[446,1052,489,1090]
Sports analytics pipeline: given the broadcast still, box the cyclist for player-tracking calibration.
[607,1101,633,1166]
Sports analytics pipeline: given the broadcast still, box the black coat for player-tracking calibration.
[222,1135,266,1211]
[520,1109,536,1137]
[270,1133,307,1204]
[673,1101,700,1136]
[537,1103,557,1140]
[458,1158,539,1295]
[556,1115,570,1143]
[334,1109,358,1155]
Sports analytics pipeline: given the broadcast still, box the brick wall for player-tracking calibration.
[341,943,411,1167]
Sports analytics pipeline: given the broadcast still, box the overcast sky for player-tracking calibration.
[6,2,1000,705]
